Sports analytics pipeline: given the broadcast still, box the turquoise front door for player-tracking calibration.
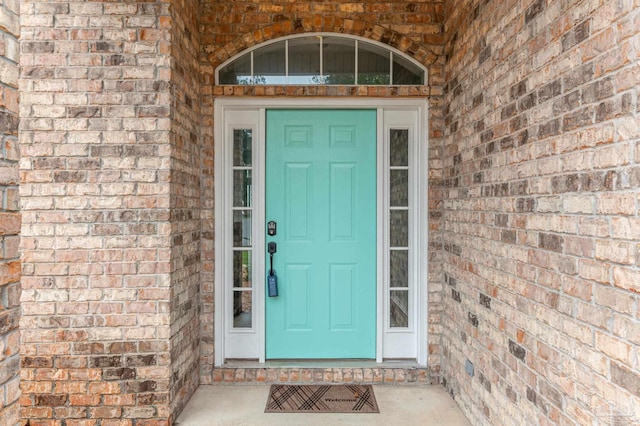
[266,109,377,359]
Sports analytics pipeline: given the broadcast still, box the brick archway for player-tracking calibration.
[199,17,442,386]
[207,19,440,72]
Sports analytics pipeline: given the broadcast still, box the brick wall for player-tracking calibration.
[198,0,447,383]
[19,2,176,424]
[169,0,201,418]
[16,0,638,423]
[443,0,640,424]
[0,0,20,424]
[197,5,215,385]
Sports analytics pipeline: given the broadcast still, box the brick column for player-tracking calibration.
[0,0,20,424]
[198,0,447,383]
[168,0,201,417]
[19,2,177,424]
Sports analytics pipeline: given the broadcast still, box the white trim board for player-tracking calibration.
[214,98,429,367]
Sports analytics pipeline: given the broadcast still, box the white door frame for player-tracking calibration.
[214,97,429,366]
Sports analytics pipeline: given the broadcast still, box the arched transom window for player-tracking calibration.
[216,34,427,86]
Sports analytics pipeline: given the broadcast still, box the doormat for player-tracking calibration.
[265,384,379,413]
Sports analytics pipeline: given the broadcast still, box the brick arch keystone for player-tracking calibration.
[207,18,439,73]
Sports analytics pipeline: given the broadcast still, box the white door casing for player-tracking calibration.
[214,98,429,366]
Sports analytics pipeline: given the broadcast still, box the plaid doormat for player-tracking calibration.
[265,384,379,413]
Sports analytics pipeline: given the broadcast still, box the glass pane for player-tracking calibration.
[219,54,251,85]
[358,41,390,85]
[390,129,408,166]
[288,37,321,85]
[233,290,252,328]
[233,129,252,167]
[233,170,252,207]
[233,210,252,247]
[390,210,408,247]
[390,250,408,288]
[390,170,408,207]
[323,37,355,85]
[254,41,286,85]
[393,54,424,85]
[232,251,252,288]
[390,290,409,327]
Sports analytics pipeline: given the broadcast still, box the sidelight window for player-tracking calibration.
[232,129,253,328]
[388,129,410,328]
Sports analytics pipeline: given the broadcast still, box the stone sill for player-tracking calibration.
[212,85,432,97]
[212,362,434,385]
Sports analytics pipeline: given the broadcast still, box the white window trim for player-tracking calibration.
[214,98,429,366]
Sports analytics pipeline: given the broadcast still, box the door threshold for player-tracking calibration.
[222,359,420,368]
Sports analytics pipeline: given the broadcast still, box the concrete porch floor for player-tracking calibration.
[176,384,472,425]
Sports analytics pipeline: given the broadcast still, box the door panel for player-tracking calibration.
[266,109,376,359]
[285,264,311,329]
[329,264,356,329]
[285,163,310,240]
[330,163,356,240]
